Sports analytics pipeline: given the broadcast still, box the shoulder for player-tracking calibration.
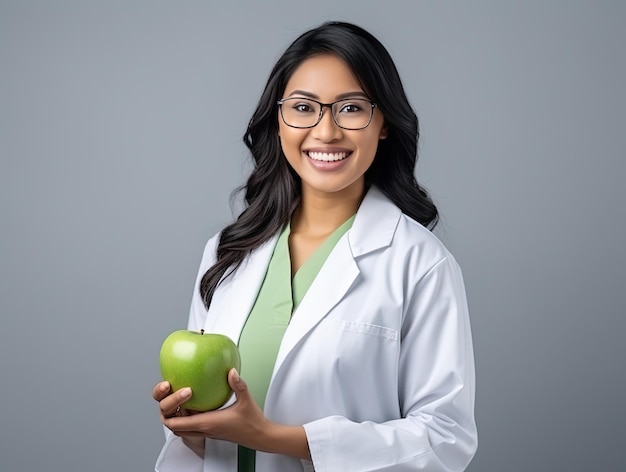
[387,213,464,293]
[395,212,453,263]
[195,231,221,274]
[197,228,281,281]
[353,186,455,268]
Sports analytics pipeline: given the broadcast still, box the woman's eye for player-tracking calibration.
[339,103,362,113]
[293,103,314,113]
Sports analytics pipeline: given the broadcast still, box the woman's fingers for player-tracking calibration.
[228,368,250,402]
[152,381,171,401]
[159,371,275,452]
[159,387,193,418]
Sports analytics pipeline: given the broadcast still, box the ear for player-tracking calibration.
[379,124,389,140]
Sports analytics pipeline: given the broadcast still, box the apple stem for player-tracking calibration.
[201,329,204,335]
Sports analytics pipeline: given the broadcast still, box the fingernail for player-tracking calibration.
[159,382,169,392]
[179,387,192,399]
[232,368,240,382]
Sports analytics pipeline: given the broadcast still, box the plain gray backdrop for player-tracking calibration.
[1,1,624,471]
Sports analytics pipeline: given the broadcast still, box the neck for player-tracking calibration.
[292,184,364,237]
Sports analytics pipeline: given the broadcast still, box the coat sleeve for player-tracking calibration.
[303,256,477,472]
[155,235,220,472]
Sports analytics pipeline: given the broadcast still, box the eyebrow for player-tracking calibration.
[286,90,369,100]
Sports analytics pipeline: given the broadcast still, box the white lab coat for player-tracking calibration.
[155,186,477,472]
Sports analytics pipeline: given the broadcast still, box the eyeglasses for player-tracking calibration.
[277,97,378,130]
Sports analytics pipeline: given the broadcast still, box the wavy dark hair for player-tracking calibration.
[199,21,438,308]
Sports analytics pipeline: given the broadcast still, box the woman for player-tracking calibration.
[153,21,477,472]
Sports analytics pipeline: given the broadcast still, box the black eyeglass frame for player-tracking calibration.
[276,97,378,130]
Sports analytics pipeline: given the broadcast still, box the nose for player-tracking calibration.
[311,106,343,142]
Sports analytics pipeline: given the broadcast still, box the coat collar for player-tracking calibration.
[349,185,401,257]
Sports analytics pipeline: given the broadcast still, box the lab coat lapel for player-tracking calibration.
[204,234,279,343]
[205,187,401,383]
[273,236,360,373]
[271,186,401,376]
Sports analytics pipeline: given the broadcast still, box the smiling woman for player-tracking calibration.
[153,21,477,472]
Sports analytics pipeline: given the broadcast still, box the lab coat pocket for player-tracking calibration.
[322,318,399,380]
[310,318,400,421]
[330,318,398,341]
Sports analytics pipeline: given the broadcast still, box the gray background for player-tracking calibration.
[1,1,624,471]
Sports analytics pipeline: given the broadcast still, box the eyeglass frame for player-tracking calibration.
[276,97,378,130]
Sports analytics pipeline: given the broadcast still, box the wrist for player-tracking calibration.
[260,422,310,460]
[182,436,205,458]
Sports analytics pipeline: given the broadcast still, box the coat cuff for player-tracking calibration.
[303,418,333,471]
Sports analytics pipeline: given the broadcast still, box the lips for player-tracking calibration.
[306,151,351,162]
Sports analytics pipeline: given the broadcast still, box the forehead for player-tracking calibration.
[283,54,363,98]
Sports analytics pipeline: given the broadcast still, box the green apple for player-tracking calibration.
[159,329,241,411]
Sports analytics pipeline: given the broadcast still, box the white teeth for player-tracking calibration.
[307,151,349,162]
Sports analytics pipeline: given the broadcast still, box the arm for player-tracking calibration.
[156,233,310,469]
[304,256,477,471]
[154,236,220,471]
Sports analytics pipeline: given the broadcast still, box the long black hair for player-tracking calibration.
[199,21,438,308]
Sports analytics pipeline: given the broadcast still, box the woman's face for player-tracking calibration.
[278,54,387,201]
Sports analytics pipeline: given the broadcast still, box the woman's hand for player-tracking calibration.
[152,380,205,457]
[156,369,310,460]
[159,369,270,450]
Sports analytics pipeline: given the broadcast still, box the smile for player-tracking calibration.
[306,151,351,162]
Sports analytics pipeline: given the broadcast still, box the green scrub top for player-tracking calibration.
[236,215,355,472]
